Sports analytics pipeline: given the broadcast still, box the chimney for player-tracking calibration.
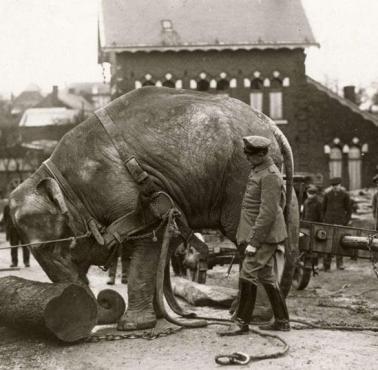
[52,85,59,105]
[343,85,356,104]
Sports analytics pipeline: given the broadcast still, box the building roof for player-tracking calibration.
[307,76,378,127]
[36,90,94,113]
[19,108,80,127]
[99,0,318,53]
[11,90,44,115]
[67,82,110,96]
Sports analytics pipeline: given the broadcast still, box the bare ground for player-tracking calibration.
[1,232,378,370]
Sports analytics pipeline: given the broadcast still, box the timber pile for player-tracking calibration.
[0,276,97,342]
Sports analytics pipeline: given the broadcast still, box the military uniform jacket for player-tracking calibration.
[236,156,287,247]
[322,188,351,226]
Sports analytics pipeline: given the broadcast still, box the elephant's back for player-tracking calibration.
[51,87,284,226]
[105,87,282,166]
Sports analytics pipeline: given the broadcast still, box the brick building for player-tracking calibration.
[98,0,378,189]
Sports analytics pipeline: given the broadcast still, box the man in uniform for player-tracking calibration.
[372,174,378,230]
[322,177,352,271]
[218,135,290,336]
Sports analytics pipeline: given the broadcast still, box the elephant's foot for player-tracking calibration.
[117,311,157,331]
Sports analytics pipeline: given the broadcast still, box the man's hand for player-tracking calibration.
[245,244,257,256]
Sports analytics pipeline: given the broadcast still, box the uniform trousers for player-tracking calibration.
[240,243,278,285]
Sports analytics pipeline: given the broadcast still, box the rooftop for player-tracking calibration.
[99,0,318,53]
[19,107,80,127]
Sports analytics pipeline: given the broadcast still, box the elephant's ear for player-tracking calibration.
[37,178,69,215]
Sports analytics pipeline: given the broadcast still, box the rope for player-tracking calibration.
[0,232,91,251]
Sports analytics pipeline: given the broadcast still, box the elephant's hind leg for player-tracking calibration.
[117,238,160,331]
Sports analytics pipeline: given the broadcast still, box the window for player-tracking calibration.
[161,20,172,30]
[348,146,361,190]
[250,78,263,111]
[217,78,229,91]
[329,146,342,178]
[162,80,175,88]
[142,80,155,86]
[250,92,263,112]
[269,91,283,119]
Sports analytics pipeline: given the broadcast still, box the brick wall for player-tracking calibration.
[110,48,378,189]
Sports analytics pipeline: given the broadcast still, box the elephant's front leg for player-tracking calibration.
[117,237,160,330]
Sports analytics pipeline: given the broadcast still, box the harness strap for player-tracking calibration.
[94,106,209,261]
[94,108,153,191]
[43,159,94,234]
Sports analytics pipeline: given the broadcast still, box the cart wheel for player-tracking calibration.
[292,258,312,290]
[190,261,207,284]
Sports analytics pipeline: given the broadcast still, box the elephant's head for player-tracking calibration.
[9,174,108,284]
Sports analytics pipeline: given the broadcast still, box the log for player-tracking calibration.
[172,277,273,320]
[96,289,126,325]
[0,276,97,342]
[172,277,237,307]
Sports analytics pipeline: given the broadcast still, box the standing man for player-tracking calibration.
[372,174,378,231]
[302,184,322,270]
[322,177,352,271]
[302,185,322,222]
[3,202,30,268]
[107,245,131,285]
[219,135,289,336]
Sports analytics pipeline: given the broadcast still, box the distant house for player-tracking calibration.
[36,85,94,115]
[10,84,44,115]
[98,0,378,189]
[67,82,111,110]
[0,86,95,196]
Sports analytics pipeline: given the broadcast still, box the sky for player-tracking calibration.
[0,0,378,97]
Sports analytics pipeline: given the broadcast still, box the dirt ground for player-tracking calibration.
[1,231,378,370]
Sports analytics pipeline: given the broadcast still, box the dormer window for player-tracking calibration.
[161,20,173,30]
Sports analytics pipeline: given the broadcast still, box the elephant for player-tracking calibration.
[9,86,299,331]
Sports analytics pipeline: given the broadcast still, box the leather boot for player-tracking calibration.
[218,280,257,336]
[259,283,290,331]
[336,256,345,270]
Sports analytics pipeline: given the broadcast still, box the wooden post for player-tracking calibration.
[0,276,97,342]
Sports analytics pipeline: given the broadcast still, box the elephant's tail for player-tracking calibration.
[271,124,294,222]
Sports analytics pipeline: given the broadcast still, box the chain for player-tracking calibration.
[85,326,182,343]
[366,234,378,279]
[123,218,168,242]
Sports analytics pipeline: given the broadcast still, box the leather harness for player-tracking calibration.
[42,107,208,270]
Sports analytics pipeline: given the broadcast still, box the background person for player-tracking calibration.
[302,184,322,269]
[107,244,130,285]
[322,177,352,271]
[302,184,322,222]
[3,202,30,268]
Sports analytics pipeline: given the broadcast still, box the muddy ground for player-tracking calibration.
[1,231,378,370]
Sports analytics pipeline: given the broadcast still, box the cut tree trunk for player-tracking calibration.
[96,289,126,325]
[0,276,97,342]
